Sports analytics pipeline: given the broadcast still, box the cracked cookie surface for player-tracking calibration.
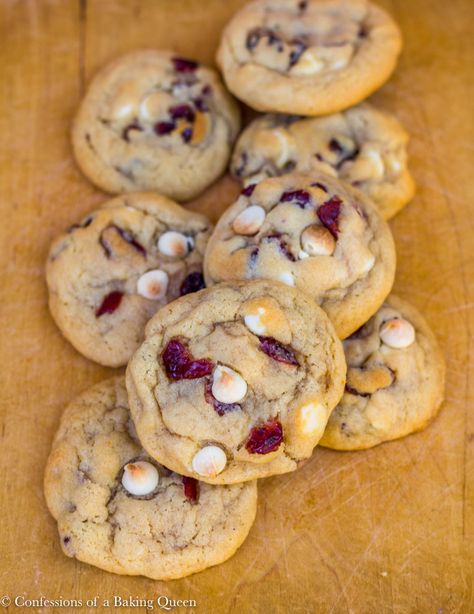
[126,280,346,484]
[204,172,396,339]
[231,103,415,220]
[46,192,212,367]
[72,50,240,200]
[320,295,446,450]
[44,377,257,580]
[217,0,401,115]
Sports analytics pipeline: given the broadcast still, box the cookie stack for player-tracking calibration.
[44,0,445,581]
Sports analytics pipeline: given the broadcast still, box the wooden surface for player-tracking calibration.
[0,1,473,612]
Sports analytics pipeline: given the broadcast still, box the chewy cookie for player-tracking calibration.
[46,192,212,367]
[72,50,240,200]
[126,280,346,484]
[217,0,401,115]
[44,377,257,580]
[204,172,396,339]
[231,103,415,220]
[320,295,446,450]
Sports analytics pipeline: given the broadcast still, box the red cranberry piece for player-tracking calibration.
[245,419,283,454]
[182,476,200,503]
[311,181,328,192]
[201,84,212,96]
[154,121,175,136]
[234,151,248,177]
[169,104,195,122]
[317,196,343,238]
[172,57,199,73]
[181,127,193,143]
[280,189,311,208]
[241,183,256,197]
[96,291,123,317]
[180,272,205,296]
[329,138,343,154]
[162,339,214,380]
[204,379,241,416]
[122,121,143,142]
[259,336,299,366]
[193,97,209,112]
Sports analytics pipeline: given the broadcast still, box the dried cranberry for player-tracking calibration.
[169,104,195,122]
[172,57,198,73]
[280,189,311,208]
[234,152,248,177]
[201,84,212,96]
[182,476,199,503]
[311,182,328,192]
[204,379,241,416]
[259,336,299,366]
[154,121,175,136]
[122,121,143,142]
[329,138,343,154]
[241,183,256,197]
[162,339,214,380]
[100,225,146,258]
[193,97,209,112]
[96,291,123,317]
[317,196,343,238]
[180,272,205,296]
[181,127,193,143]
[245,419,283,454]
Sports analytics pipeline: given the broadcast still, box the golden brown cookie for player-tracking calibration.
[320,295,446,450]
[44,377,258,580]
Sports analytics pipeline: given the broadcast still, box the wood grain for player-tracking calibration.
[0,0,473,612]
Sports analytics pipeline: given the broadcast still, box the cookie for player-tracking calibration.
[72,50,240,201]
[231,103,415,220]
[46,192,212,367]
[320,295,446,450]
[126,280,346,484]
[203,172,396,339]
[44,377,257,580]
[217,0,402,115]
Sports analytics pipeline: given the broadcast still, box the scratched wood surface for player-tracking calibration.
[0,1,473,612]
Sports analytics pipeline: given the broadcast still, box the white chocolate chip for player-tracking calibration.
[137,269,169,300]
[343,145,385,182]
[109,80,140,121]
[254,128,292,167]
[158,231,193,257]
[139,90,171,123]
[232,206,266,236]
[297,402,327,437]
[212,365,247,404]
[122,461,159,496]
[279,270,295,286]
[301,224,336,257]
[244,309,267,336]
[192,446,227,478]
[379,318,416,349]
[290,48,324,76]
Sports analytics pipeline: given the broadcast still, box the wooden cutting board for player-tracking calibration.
[1,0,473,612]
